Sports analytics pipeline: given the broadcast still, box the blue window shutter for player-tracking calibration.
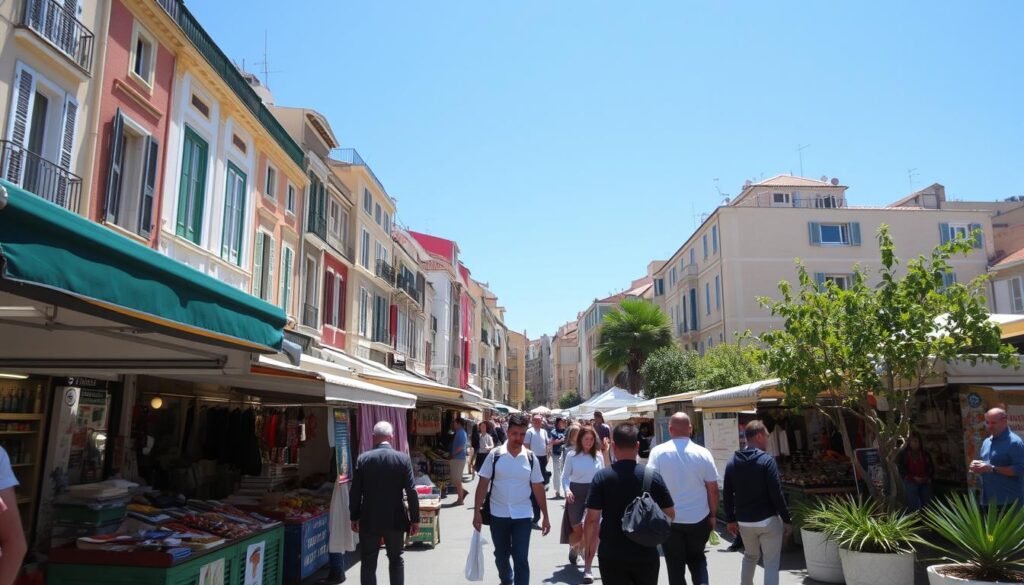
[969,223,983,249]
[814,272,826,291]
[939,223,950,245]
[809,222,821,245]
[849,222,861,246]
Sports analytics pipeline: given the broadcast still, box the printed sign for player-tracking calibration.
[703,417,739,486]
[333,409,352,481]
[1009,405,1024,435]
[414,408,442,435]
[244,541,265,585]
[199,558,225,585]
[854,447,887,495]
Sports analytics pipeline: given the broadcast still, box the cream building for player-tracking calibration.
[653,175,995,351]
[507,330,528,409]
[577,276,653,399]
[391,229,430,376]
[551,319,579,400]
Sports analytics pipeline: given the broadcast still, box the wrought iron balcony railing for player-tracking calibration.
[302,303,319,328]
[20,0,95,72]
[375,259,396,285]
[1,140,81,212]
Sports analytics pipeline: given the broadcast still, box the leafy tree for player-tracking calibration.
[524,390,535,409]
[697,343,767,391]
[756,225,1017,509]
[558,391,583,409]
[594,298,673,394]
[640,346,699,398]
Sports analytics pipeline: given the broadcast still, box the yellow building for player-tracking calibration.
[507,330,528,409]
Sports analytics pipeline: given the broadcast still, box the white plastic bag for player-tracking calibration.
[464,528,488,581]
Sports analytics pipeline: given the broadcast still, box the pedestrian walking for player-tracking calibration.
[491,413,508,445]
[472,413,551,585]
[550,418,568,498]
[474,421,496,473]
[450,418,469,505]
[647,413,719,585]
[722,420,793,585]
[526,414,552,486]
[585,423,675,585]
[561,425,604,583]
[897,432,934,512]
[593,411,612,445]
[0,445,26,585]
[969,407,1024,508]
[349,422,420,585]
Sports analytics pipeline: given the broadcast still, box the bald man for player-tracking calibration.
[969,407,1024,507]
[648,413,720,585]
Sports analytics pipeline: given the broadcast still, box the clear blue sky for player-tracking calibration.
[191,1,1023,338]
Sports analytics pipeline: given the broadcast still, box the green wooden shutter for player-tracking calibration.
[138,135,159,237]
[969,223,983,249]
[104,109,125,222]
[849,222,861,246]
[808,222,821,245]
[266,236,275,302]
[939,223,950,245]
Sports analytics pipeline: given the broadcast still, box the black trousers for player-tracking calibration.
[537,455,550,484]
[663,518,712,585]
[360,530,405,585]
[598,558,660,585]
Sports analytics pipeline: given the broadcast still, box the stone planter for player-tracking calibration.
[838,548,914,585]
[800,528,844,584]
[927,564,1010,585]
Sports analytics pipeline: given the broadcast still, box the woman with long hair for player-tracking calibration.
[897,431,934,511]
[560,425,603,583]
[473,420,495,473]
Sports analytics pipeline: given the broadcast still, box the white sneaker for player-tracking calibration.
[582,571,593,584]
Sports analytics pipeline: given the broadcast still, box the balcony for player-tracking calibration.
[18,0,95,73]
[307,212,327,242]
[153,0,303,167]
[395,272,422,305]
[330,148,388,200]
[680,263,699,285]
[1,140,81,212]
[481,330,490,345]
[734,192,847,209]
[302,303,318,328]
[375,259,396,285]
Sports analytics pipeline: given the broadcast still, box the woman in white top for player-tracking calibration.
[474,421,496,473]
[560,425,604,583]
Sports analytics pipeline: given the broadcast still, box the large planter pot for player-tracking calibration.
[927,564,1009,585]
[800,528,844,584]
[838,548,915,585]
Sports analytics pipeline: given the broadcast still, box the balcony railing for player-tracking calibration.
[302,303,318,328]
[330,148,388,199]
[1,140,81,212]
[307,212,327,242]
[395,272,422,305]
[20,0,95,72]
[733,192,847,209]
[153,0,303,167]
[375,259,396,284]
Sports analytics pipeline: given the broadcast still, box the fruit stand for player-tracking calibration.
[253,493,331,583]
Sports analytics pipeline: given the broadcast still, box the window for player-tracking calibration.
[689,248,696,266]
[815,194,839,208]
[285,183,295,214]
[939,222,983,249]
[376,240,388,266]
[363,188,372,213]
[303,256,318,326]
[941,272,958,290]
[714,275,721,310]
[374,202,382,225]
[130,23,156,87]
[324,271,345,328]
[103,110,158,237]
[176,126,207,244]
[360,228,370,268]
[329,200,340,236]
[1011,278,1024,313]
[816,273,852,291]
[252,231,275,301]
[221,162,247,265]
[772,192,791,206]
[264,164,276,199]
[231,134,247,154]
[809,222,861,246]
[703,234,708,259]
[190,94,210,118]
[712,225,718,253]
[654,278,665,296]
[358,287,370,336]
[372,293,389,343]
[705,282,711,315]
[279,244,294,313]
[383,211,391,235]
[708,337,714,349]
[669,267,677,288]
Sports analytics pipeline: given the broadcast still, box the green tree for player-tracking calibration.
[756,225,1017,509]
[594,298,673,394]
[640,346,699,398]
[524,390,535,408]
[696,343,767,391]
[558,391,583,409]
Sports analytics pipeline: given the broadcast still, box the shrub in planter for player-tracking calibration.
[820,496,923,585]
[922,493,1024,584]
[794,498,845,584]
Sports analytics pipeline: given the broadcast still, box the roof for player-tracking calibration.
[992,248,1024,270]
[752,174,835,188]
[409,231,456,262]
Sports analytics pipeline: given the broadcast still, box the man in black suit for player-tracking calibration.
[349,421,420,585]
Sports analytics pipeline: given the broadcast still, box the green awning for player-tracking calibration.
[0,181,285,351]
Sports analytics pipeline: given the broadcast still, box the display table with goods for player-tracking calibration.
[405,485,442,548]
[245,491,332,584]
[48,498,285,585]
[411,446,452,496]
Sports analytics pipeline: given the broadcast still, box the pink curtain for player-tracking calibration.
[358,405,409,454]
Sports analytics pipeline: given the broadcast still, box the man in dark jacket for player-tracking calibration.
[350,421,420,585]
[723,420,792,585]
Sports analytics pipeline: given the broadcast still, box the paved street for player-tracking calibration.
[313,475,936,585]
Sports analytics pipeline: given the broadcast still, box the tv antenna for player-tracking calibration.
[796,144,811,177]
[254,30,281,89]
[907,168,919,190]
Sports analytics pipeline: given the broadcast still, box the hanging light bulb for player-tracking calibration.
[150,395,163,409]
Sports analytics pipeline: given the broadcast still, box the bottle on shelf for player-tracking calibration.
[33,386,41,414]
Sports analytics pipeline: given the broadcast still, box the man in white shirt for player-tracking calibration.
[525,415,551,486]
[648,413,719,585]
[473,413,550,585]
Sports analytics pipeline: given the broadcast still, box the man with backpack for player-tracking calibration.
[585,423,675,585]
[472,413,550,585]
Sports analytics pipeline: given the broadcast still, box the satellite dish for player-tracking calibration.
[820,175,828,182]
[831,177,840,186]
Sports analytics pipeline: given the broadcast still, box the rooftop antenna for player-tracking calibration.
[796,144,811,177]
[254,30,281,89]
[907,168,919,191]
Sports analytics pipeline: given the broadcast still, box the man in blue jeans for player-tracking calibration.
[472,413,550,585]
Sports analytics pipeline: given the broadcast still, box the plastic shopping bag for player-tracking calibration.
[708,529,721,546]
[464,528,488,581]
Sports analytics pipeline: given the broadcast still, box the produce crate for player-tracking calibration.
[282,512,330,583]
[54,504,126,525]
[405,515,439,548]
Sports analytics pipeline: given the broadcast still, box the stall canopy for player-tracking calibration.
[627,398,659,416]
[0,184,286,375]
[569,386,642,416]
[602,406,634,422]
[692,379,783,413]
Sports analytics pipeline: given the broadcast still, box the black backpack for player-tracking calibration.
[621,465,672,547]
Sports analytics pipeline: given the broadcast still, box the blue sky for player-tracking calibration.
[191,1,1023,338]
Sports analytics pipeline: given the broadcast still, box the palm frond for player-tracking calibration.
[922,494,1024,582]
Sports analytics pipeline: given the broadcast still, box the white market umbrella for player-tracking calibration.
[576,386,642,415]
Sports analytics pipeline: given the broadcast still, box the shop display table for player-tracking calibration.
[405,502,440,548]
[47,526,284,585]
[280,512,330,584]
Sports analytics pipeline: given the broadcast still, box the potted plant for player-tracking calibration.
[922,493,1024,584]
[793,498,845,584]
[820,496,923,585]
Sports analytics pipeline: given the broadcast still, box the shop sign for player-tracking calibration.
[854,447,887,496]
[244,541,265,585]
[414,408,442,435]
[703,416,739,486]
[333,409,352,481]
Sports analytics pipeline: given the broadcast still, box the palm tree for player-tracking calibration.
[594,298,673,394]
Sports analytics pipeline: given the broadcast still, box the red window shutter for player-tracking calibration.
[338,276,347,329]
